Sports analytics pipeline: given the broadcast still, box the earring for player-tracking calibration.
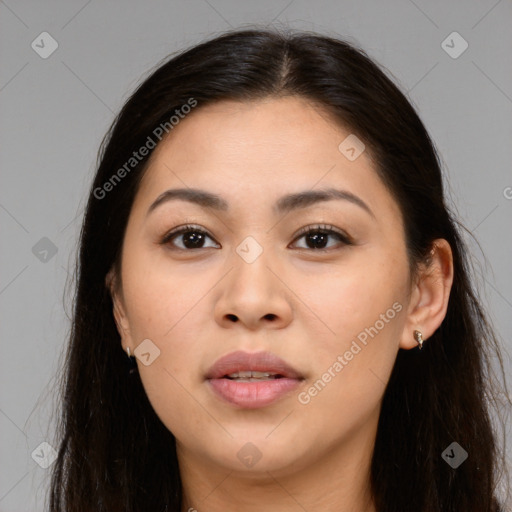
[126,346,137,374]
[413,330,424,350]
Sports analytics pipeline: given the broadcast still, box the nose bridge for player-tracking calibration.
[229,233,276,297]
[235,233,267,266]
[214,232,292,329]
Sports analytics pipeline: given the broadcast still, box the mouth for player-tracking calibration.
[223,370,287,382]
[205,350,304,409]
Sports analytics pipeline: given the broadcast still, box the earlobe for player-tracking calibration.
[399,239,454,350]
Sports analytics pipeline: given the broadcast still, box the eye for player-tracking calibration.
[290,224,353,251]
[160,224,219,250]
[160,223,353,252]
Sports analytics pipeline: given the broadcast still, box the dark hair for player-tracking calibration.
[48,27,510,511]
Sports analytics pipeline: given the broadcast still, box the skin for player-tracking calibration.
[108,96,454,512]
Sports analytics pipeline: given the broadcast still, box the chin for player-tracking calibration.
[188,429,310,476]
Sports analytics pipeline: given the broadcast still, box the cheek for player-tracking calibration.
[292,249,408,347]
[291,251,407,410]
[119,249,217,420]
[125,282,211,440]
[295,283,404,437]
[120,245,213,341]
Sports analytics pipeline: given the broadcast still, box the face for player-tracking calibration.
[110,96,415,477]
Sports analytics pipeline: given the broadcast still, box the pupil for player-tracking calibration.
[183,232,204,249]
[307,232,327,249]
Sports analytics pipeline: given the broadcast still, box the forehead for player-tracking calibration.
[148,97,352,171]
[134,97,398,221]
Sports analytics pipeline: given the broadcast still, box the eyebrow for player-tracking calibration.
[146,187,375,218]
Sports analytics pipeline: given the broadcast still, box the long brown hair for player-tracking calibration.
[48,27,510,511]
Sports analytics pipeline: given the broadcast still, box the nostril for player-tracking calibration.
[226,314,238,322]
[264,314,277,320]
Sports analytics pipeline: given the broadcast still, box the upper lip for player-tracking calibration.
[205,350,303,380]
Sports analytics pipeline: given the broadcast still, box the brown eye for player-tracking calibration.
[291,225,352,251]
[160,225,219,250]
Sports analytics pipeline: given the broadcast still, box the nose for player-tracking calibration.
[214,251,293,331]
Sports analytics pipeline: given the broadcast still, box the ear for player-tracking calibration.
[399,239,454,350]
[105,268,132,350]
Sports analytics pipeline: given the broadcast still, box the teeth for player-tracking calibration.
[226,371,279,380]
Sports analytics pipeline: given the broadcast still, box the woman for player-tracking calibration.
[48,28,510,511]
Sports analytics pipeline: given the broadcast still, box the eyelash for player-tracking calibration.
[159,223,353,252]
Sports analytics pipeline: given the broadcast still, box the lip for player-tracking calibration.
[205,350,304,409]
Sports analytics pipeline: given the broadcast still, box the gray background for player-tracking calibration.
[1,1,511,510]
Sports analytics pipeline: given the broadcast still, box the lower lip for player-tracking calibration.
[207,377,302,409]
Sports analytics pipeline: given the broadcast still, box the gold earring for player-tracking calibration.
[126,346,132,357]
[413,330,424,350]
